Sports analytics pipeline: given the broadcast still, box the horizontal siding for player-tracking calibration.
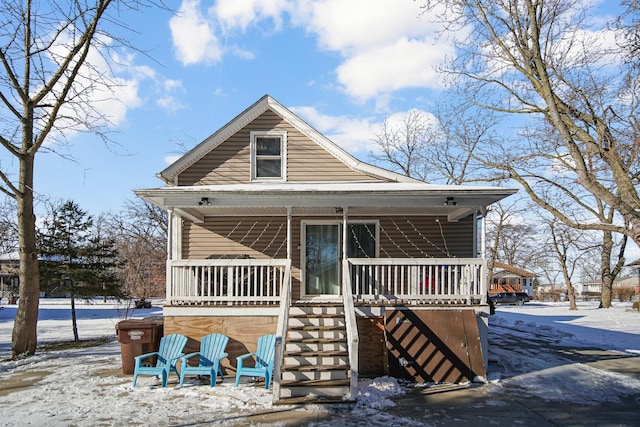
[178,110,385,185]
[378,216,474,258]
[182,217,289,259]
[182,216,303,300]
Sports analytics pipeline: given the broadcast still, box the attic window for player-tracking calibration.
[251,131,286,181]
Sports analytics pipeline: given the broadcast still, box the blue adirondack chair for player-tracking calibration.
[179,333,229,388]
[235,334,277,389]
[132,333,188,387]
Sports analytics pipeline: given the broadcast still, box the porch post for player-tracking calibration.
[286,207,292,261]
[342,207,349,260]
[480,209,487,259]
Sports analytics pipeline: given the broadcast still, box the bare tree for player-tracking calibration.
[0,197,17,255]
[545,218,593,310]
[485,199,540,280]
[1,0,167,359]
[370,110,434,180]
[107,198,167,301]
[421,0,640,248]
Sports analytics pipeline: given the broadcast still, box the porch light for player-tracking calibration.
[198,197,211,206]
[444,197,457,206]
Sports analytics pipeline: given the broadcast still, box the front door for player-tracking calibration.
[303,223,341,296]
[302,221,379,298]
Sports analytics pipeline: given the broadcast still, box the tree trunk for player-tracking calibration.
[70,292,79,342]
[600,231,614,308]
[11,154,40,358]
[561,261,578,310]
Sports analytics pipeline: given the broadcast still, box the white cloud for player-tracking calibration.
[169,0,454,103]
[170,0,223,66]
[291,105,378,154]
[291,105,434,156]
[156,79,187,114]
[300,0,428,54]
[164,154,182,165]
[336,37,448,101]
[212,0,290,32]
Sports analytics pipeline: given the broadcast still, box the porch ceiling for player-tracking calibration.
[135,182,517,223]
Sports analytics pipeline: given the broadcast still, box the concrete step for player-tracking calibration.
[278,381,351,399]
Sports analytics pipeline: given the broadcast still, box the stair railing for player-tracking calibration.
[272,260,291,403]
[342,260,359,400]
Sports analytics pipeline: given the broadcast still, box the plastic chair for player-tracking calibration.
[132,333,188,387]
[179,333,229,387]
[235,334,276,389]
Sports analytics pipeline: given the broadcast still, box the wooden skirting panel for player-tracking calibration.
[164,309,486,383]
[384,308,486,383]
[164,315,277,373]
[356,317,387,377]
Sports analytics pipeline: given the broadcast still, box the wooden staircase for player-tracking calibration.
[276,303,354,403]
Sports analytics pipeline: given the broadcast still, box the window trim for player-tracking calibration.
[250,131,287,181]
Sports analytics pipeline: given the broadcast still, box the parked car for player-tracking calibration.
[490,292,530,306]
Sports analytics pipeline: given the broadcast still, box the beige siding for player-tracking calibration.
[378,216,474,258]
[182,217,289,260]
[178,110,384,185]
[182,216,303,300]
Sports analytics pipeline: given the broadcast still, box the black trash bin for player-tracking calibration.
[115,319,164,374]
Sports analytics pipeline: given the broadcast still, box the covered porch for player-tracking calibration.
[136,181,513,308]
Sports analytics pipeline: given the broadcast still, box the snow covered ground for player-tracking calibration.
[0,299,639,426]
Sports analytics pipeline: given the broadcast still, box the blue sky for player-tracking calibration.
[30,0,634,267]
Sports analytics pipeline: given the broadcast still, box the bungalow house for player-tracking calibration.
[490,262,537,297]
[135,95,516,403]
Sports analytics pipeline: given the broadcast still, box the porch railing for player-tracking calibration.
[166,257,487,306]
[166,259,290,305]
[347,258,487,305]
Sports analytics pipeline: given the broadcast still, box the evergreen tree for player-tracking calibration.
[38,200,123,341]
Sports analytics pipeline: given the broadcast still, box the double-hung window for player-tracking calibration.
[251,131,286,181]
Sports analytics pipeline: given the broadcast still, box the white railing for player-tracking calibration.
[342,260,359,400]
[167,259,290,305]
[348,258,487,305]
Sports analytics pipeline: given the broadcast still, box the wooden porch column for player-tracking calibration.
[286,207,292,261]
[342,206,348,262]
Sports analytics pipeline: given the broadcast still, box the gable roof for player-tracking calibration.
[158,94,421,185]
[493,262,538,278]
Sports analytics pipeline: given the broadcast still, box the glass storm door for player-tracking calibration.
[304,223,341,296]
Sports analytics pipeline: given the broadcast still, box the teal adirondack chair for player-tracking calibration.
[179,333,229,388]
[235,334,276,389]
[132,333,188,387]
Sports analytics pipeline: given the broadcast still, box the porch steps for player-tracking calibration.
[276,304,353,403]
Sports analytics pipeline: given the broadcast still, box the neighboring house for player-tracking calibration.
[490,262,537,297]
[576,280,602,296]
[576,276,640,296]
[136,95,516,402]
[0,251,19,304]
